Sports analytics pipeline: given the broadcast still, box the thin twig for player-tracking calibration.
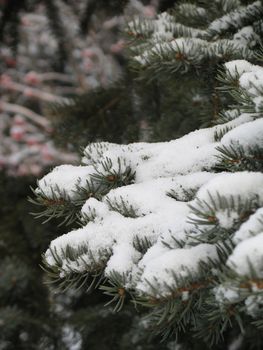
[0,101,51,130]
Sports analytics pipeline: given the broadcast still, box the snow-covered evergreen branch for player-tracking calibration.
[127,0,263,78]
[32,59,263,347]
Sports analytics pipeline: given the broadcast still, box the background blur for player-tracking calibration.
[0,1,180,349]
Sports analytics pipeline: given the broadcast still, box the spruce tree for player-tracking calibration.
[50,0,263,149]
[31,1,263,349]
[1,1,172,349]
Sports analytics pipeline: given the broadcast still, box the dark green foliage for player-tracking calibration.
[133,235,153,254]
[100,271,132,312]
[0,257,44,311]
[50,71,209,147]
[106,196,140,218]
[67,303,170,350]
[0,306,57,350]
[29,184,81,226]
[159,0,179,11]
[46,0,263,148]
[167,187,198,202]
[68,306,133,350]
[125,0,263,129]
[215,144,263,172]
[91,157,136,188]
[137,75,209,141]
[0,172,62,348]
[49,78,140,148]
[49,0,263,149]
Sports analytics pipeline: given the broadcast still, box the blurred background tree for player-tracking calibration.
[0,0,177,349]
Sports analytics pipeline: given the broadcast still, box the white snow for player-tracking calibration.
[221,118,263,153]
[81,198,110,222]
[37,164,93,199]
[214,285,240,304]
[224,59,263,113]
[240,70,263,95]
[233,26,260,47]
[233,208,263,243]
[227,233,263,278]
[105,243,142,279]
[224,59,253,76]
[136,244,218,296]
[41,123,263,296]
[245,295,263,317]
[194,172,263,205]
[36,59,263,301]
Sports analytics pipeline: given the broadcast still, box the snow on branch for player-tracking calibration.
[31,59,263,342]
[128,1,262,78]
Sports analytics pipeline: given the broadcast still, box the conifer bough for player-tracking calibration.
[31,1,263,348]
[31,59,263,347]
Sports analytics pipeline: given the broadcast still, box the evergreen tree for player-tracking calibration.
[0,1,173,349]
[31,1,263,349]
[50,0,263,149]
